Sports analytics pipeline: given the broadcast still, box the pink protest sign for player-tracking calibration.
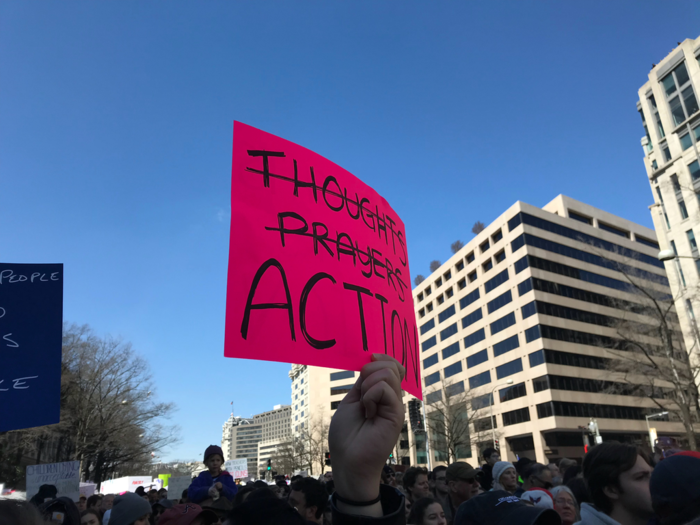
[224,122,421,398]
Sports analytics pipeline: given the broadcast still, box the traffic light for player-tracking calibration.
[324,452,331,466]
[408,399,424,433]
[267,459,272,471]
[494,439,499,449]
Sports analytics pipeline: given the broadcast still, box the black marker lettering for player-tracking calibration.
[322,176,344,212]
[241,259,296,342]
[246,150,286,187]
[337,232,357,266]
[344,189,361,220]
[311,222,334,257]
[374,205,387,243]
[293,159,318,202]
[343,283,373,351]
[266,212,308,248]
[371,249,385,279]
[299,273,337,349]
[375,293,388,354]
[390,310,403,359]
[360,198,375,231]
[355,243,373,278]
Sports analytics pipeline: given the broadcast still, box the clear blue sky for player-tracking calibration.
[2,1,698,461]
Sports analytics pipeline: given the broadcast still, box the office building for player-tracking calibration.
[221,414,261,475]
[408,195,687,465]
[254,404,292,475]
[637,35,700,379]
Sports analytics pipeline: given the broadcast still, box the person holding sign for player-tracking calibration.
[188,445,237,504]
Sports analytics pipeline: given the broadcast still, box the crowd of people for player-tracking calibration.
[1,355,699,525]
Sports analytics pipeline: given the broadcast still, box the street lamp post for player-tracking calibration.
[645,411,669,449]
[490,379,513,449]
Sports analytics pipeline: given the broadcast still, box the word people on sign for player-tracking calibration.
[224,122,420,397]
[0,263,63,431]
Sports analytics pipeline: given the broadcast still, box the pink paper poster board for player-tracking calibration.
[224,122,421,398]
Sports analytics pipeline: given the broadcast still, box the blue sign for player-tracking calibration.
[0,263,63,432]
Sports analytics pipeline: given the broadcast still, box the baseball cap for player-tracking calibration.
[445,462,483,482]
[158,503,218,525]
[454,491,560,525]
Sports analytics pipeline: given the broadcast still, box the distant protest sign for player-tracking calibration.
[0,263,63,431]
[26,461,79,502]
[167,476,192,500]
[224,122,420,397]
[225,458,248,479]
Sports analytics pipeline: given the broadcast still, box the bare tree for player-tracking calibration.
[424,382,501,463]
[414,275,426,287]
[472,222,485,235]
[271,439,308,475]
[429,260,441,273]
[451,240,465,254]
[296,416,330,475]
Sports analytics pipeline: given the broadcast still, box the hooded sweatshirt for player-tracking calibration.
[187,469,238,503]
[574,503,623,525]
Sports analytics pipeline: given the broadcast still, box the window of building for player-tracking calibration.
[433,303,454,325]
[456,260,465,272]
[457,278,467,290]
[492,229,503,243]
[420,318,435,335]
[473,416,497,432]
[681,132,693,150]
[437,294,445,305]
[480,240,490,253]
[444,270,452,281]
[468,270,477,283]
[487,290,512,314]
[500,382,526,402]
[529,350,545,368]
[331,401,341,410]
[672,174,682,192]
[525,325,541,343]
[442,342,460,360]
[426,391,443,405]
[661,62,698,126]
[518,278,533,296]
[464,328,486,349]
[460,289,480,309]
[425,286,432,296]
[688,229,698,253]
[418,308,425,319]
[417,292,424,302]
[502,407,531,426]
[656,186,665,204]
[521,301,537,319]
[330,385,353,396]
[493,334,519,357]
[424,353,439,369]
[422,335,437,352]
[679,199,689,219]
[652,159,658,170]
[689,160,700,182]
[485,268,509,293]
[440,322,458,341]
[445,287,454,299]
[490,312,516,336]
[496,358,523,379]
[444,361,463,378]
[330,370,355,381]
[495,250,506,264]
[466,251,475,264]
[635,236,659,249]
[471,393,493,410]
[461,307,483,329]
[662,143,672,162]
[436,277,443,288]
[424,371,441,387]
[469,370,491,389]
[426,303,434,312]
[598,222,629,238]
[568,211,592,225]
[483,259,493,273]
[446,381,465,397]
[466,349,488,368]
[687,299,696,321]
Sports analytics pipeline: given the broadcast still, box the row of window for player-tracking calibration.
[568,209,658,248]
[536,401,658,421]
[533,374,667,398]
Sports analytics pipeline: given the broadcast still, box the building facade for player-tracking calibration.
[254,404,292,475]
[407,195,687,465]
[637,35,700,379]
[221,414,261,475]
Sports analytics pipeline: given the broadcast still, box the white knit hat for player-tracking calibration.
[492,461,515,487]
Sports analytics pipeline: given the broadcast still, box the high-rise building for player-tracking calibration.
[408,195,687,465]
[221,414,261,475]
[254,404,292,475]
[637,35,700,381]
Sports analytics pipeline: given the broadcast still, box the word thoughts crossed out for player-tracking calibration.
[225,122,420,397]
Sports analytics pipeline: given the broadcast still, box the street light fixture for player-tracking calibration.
[658,250,697,262]
[645,411,669,448]
[490,379,513,449]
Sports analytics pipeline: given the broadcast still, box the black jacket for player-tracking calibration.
[331,484,405,525]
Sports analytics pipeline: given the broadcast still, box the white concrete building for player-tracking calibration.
[221,414,261,475]
[254,404,292,475]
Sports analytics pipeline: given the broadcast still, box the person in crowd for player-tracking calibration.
[232,485,255,507]
[478,447,500,492]
[101,495,115,517]
[548,463,562,487]
[382,465,399,489]
[224,488,306,525]
[0,499,45,525]
[325,480,335,497]
[519,463,554,496]
[81,508,102,525]
[157,488,168,501]
[158,503,219,525]
[151,499,174,524]
[147,490,159,504]
[578,442,653,525]
[566,477,590,507]
[551,485,579,525]
[403,467,431,505]
[40,497,82,525]
[78,496,88,512]
[563,466,582,486]
[521,488,555,509]
[87,495,104,512]
[289,476,328,524]
[453,490,560,525]
[290,475,303,484]
[428,471,437,495]
[395,472,405,489]
[444,462,482,521]
[135,487,148,501]
[407,497,446,525]
[431,465,449,518]
[323,472,333,483]
[30,483,58,506]
[558,459,577,477]
[514,457,533,485]
[649,450,700,525]
[179,489,188,504]
[491,461,518,494]
[108,492,151,525]
[188,445,238,503]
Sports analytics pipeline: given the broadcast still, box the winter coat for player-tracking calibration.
[187,470,238,503]
[574,503,623,525]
